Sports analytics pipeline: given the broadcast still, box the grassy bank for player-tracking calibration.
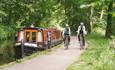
[0,39,15,65]
[67,31,115,70]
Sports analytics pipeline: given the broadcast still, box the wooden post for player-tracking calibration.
[21,40,24,58]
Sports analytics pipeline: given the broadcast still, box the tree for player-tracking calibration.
[88,0,94,33]
[105,0,113,38]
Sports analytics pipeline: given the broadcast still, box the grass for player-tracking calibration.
[0,43,62,69]
[67,30,115,70]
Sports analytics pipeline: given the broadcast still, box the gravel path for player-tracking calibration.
[3,36,84,70]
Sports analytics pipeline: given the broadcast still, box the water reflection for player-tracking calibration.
[0,38,15,65]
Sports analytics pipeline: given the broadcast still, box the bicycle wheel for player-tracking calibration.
[64,35,69,49]
[79,34,84,49]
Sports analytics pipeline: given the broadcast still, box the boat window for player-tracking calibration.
[19,31,24,41]
[26,32,30,42]
[38,32,42,42]
[32,32,36,42]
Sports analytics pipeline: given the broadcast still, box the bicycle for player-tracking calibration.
[79,34,85,50]
[64,35,69,49]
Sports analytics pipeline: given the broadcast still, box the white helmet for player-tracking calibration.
[80,22,84,25]
[65,24,69,27]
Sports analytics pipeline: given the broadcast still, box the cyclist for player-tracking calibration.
[77,22,87,48]
[63,24,71,49]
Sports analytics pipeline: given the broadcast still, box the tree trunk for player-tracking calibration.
[105,1,113,38]
[88,6,93,33]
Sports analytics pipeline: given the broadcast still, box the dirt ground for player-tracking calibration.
[3,36,84,70]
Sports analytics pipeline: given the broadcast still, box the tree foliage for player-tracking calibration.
[0,0,114,39]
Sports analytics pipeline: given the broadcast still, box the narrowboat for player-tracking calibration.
[15,27,63,49]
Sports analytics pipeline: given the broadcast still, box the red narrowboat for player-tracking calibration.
[15,27,63,49]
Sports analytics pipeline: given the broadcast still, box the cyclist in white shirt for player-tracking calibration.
[77,22,87,46]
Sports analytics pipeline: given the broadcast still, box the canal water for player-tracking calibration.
[0,38,15,65]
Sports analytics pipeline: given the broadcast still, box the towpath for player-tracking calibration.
[3,36,85,70]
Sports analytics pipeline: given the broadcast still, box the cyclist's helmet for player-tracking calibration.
[65,24,69,27]
[80,22,84,25]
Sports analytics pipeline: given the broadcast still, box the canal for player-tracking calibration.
[0,38,15,65]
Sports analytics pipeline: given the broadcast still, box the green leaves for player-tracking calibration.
[109,12,115,17]
[0,10,7,16]
[0,0,114,39]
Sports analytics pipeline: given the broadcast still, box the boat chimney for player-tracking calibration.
[31,24,34,28]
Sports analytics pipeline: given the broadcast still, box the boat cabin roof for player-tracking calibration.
[18,27,58,31]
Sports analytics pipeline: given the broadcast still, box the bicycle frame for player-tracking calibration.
[64,35,69,49]
[79,34,84,49]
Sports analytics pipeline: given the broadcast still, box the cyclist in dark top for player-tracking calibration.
[63,24,71,45]
[77,22,87,46]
